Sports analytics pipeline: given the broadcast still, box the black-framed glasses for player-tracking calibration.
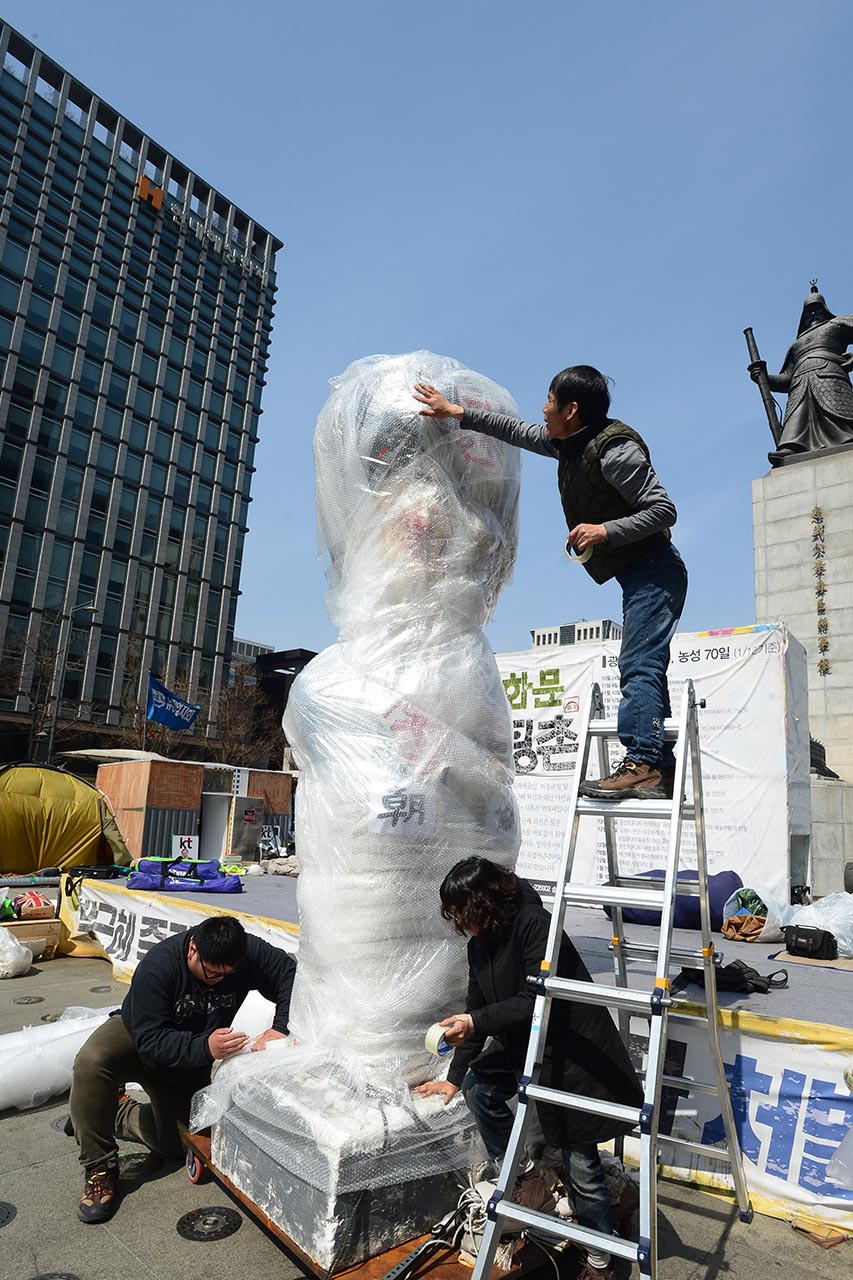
[192,943,233,982]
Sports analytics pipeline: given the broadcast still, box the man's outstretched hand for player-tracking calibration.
[567,522,608,552]
[413,383,464,420]
[413,1080,460,1105]
[208,1027,249,1060]
[251,1028,287,1052]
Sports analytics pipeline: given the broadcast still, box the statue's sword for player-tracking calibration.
[744,327,782,446]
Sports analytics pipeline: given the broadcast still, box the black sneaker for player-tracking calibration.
[78,1163,119,1223]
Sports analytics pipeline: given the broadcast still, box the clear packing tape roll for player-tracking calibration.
[424,1022,452,1057]
[564,536,592,565]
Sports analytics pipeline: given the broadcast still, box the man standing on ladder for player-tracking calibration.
[414,367,687,800]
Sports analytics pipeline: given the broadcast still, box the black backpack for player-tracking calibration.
[672,959,788,995]
[63,865,128,898]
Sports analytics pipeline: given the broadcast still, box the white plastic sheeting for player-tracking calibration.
[196,351,521,1111]
[0,927,33,978]
[285,351,522,1082]
[0,1005,115,1111]
[191,353,521,1265]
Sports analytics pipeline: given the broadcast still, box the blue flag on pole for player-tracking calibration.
[146,675,201,731]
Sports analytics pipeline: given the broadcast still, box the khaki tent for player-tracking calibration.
[0,764,132,875]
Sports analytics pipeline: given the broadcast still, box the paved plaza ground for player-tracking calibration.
[0,954,847,1280]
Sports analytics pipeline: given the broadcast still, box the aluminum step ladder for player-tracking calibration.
[470,679,752,1280]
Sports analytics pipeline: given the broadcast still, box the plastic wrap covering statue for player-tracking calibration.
[191,352,522,1269]
[284,351,522,1082]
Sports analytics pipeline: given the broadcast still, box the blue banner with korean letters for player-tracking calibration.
[146,674,201,731]
[624,1009,853,1233]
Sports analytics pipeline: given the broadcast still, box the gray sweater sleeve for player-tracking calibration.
[461,409,559,458]
[600,440,677,546]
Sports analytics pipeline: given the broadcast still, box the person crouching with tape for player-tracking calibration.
[415,857,641,1280]
[68,915,296,1224]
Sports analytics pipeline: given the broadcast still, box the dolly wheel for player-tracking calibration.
[186,1149,210,1184]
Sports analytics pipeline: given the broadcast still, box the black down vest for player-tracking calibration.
[557,419,671,584]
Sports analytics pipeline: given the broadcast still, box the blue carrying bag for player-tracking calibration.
[133,857,223,881]
[127,856,242,894]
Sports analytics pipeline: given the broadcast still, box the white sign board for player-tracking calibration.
[496,624,809,901]
[171,834,199,858]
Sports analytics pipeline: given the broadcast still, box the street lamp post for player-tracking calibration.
[44,599,97,765]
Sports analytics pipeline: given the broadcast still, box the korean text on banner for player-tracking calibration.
[146,675,201,731]
[627,1010,853,1233]
[496,624,809,902]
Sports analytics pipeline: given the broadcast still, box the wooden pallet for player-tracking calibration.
[183,1130,534,1280]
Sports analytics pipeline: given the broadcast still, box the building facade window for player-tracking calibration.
[0,22,280,737]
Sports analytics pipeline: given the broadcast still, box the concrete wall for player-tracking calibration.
[753,447,853,780]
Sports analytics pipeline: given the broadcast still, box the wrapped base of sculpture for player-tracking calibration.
[209,1058,485,1271]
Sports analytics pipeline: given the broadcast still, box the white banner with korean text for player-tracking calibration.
[69,880,298,983]
[496,624,810,901]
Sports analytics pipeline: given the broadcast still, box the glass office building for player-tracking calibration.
[0,24,281,742]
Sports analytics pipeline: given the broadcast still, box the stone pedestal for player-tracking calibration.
[753,446,853,781]
[209,1064,485,1272]
[809,777,853,896]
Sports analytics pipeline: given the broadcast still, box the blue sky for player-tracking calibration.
[8,1,853,655]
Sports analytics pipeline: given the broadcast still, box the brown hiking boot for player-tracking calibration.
[511,1164,556,1212]
[78,1163,119,1223]
[580,758,667,801]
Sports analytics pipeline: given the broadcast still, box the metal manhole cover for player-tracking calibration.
[176,1206,242,1241]
[41,1011,61,1022]
[90,985,113,993]
[51,1114,71,1134]
[12,996,44,1005]
[0,1202,16,1228]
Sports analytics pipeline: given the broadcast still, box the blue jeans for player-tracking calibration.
[615,546,688,769]
[462,1066,613,1247]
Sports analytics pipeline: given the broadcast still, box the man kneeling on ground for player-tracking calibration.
[69,914,296,1223]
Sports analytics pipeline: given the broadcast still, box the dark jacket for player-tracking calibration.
[447,883,642,1144]
[121,926,296,1082]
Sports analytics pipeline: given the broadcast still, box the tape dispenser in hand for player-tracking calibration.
[424,1022,453,1057]
[564,536,592,565]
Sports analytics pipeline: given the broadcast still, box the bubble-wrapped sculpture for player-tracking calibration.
[201,352,522,1268]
